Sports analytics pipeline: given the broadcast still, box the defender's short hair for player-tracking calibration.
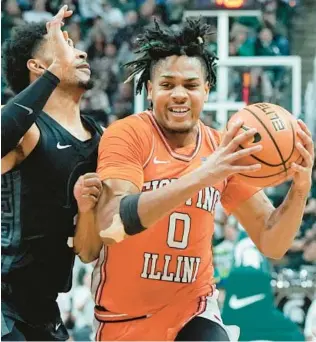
[2,22,47,94]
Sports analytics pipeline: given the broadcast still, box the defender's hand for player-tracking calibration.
[74,173,102,213]
[200,120,262,186]
[46,5,74,79]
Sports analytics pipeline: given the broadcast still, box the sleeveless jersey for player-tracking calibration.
[94,111,259,318]
[1,113,102,299]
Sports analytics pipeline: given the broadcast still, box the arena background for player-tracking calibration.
[1,0,315,340]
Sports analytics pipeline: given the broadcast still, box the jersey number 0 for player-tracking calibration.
[167,212,191,249]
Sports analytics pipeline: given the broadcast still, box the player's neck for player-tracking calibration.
[160,125,199,149]
[43,87,83,124]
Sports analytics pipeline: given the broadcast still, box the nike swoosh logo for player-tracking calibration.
[229,293,266,309]
[57,142,72,149]
[14,103,33,115]
[55,323,61,331]
[153,157,170,164]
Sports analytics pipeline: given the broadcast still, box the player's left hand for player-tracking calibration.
[291,120,315,193]
[74,173,102,213]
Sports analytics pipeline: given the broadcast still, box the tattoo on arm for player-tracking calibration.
[266,186,308,230]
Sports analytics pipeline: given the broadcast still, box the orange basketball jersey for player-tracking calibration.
[94,111,258,319]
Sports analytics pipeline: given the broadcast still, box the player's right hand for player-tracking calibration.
[74,173,102,214]
[201,120,262,185]
[46,5,74,79]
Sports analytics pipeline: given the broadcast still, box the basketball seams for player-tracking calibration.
[241,149,287,167]
[229,103,302,186]
[244,107,287,172]
[239,153,303,179]
[285,121,296,163]
[228,117,292,167]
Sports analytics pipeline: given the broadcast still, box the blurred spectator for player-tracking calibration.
[81,79,110,126]
[77,0,103,21]
[230,23,255,57]
[302,223,316,263]
[86,17,108,59]
[109,0,137,13]
[23,0,53,23]
[72,267,94,341]
[251,26,285,102]
[113,10,140,50]
[165,0,189,25]
[138,0,156,27]
[255,26,281,56]
[213,217,239,283]
[81,78,109,109]
[101,0,125,30]
[113,82,134,119]
[90,43,120,106]
[66,21,86,52]
[1,0,24,43]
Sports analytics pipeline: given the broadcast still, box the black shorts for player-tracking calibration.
[1,313,68,342]
[175,316,230,341]
[2,283,68,342]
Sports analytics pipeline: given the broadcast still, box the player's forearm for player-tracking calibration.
[138,167,208,227]
[74,210,102,263]
[260,185,308,259]
[1,71,60,157]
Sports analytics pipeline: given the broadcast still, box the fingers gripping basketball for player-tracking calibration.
[227,103,304,187]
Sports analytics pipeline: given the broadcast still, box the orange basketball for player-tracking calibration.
[227,102,304,187]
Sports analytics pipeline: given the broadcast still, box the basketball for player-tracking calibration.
[227,103,304,188]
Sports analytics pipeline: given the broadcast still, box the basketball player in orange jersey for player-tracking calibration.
[76,19,314,341]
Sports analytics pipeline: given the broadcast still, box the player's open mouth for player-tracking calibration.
[168,107,190,117]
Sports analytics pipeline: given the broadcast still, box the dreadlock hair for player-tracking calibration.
[2,22,47,94]
[124,17,217,95]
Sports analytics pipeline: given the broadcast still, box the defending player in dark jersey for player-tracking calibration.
[1,6,102,341]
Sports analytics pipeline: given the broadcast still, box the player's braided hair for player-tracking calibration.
[125,17,217,94]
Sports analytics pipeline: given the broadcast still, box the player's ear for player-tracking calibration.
[204,81,210,102]
[147,80,153,101]
[27,59,46,77]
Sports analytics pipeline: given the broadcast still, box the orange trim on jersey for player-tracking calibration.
[133,112,155,168]
[95,307,149,322]
[95,246,108,305]
[206,127,228,189]
[207,127,218,150]
[143,134,155,168]
[197,296,207,315]
[182,284,216,329]
[146,111,202,162]
[96,321,105,341]
[91,250,103,300]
